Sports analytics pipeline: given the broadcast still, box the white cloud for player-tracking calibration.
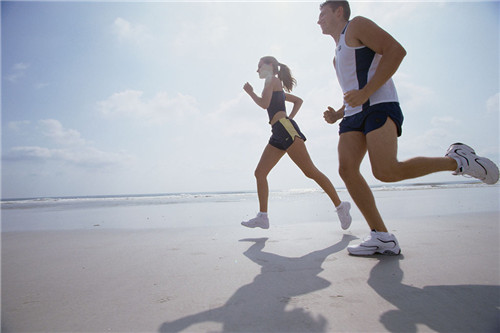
[486,92,499,114]
[98,89,199,124]
[5,62,30,82]
[112,17,152,43]
[35,82,49,90]
[8,146,53,160]
[38,119,86,146]
[399,127,454,159]
[8,120,31,131]
[431,116,460,127]
[4,120,133,169]
[13,63,29,70]
[206,92,267,138]
[6,146,132,168]
[393,73,435,113]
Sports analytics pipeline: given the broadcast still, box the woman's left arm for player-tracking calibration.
[285,93,303,119]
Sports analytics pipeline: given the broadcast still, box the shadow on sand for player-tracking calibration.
[368,255,500,332]
[158,234,356,332]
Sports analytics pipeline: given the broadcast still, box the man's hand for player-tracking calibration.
[323,105,345,124]
[344,89,369,108]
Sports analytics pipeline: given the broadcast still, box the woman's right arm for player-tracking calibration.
[243,78,276,109]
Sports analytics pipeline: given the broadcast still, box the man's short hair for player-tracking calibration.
[320,1,351,21]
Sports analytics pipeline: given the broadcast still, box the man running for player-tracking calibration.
[317,0,499,256]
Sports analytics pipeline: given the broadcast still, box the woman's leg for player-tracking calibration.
[286,138,341,207]
[254,144,286,212]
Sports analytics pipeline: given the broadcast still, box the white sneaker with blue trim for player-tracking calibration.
[446,143,499,185]
[348,231,401,256]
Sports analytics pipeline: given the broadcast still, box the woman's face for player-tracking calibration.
[257,61,274,79]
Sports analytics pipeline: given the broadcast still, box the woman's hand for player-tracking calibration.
[323,105,345,124]
[243,82,254,95]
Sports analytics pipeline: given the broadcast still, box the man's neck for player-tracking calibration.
[332,20,349,45]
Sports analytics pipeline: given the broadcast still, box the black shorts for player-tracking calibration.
[339,102,404,137]
[269,118,307,151]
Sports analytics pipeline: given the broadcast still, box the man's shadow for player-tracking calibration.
[159,234,356,332]
[368,255,499,332]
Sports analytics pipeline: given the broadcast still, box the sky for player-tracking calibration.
[1,0,499,199]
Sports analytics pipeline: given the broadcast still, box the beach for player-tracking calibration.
[2,184,499,332]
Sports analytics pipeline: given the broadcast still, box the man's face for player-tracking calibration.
[317,6,338,35]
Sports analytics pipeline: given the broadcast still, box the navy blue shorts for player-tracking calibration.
[269,118,307,151]
[339,102,404,137]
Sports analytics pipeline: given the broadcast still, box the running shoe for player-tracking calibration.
[347,231,401,256]
[336,201,352,230]
[241,213,269,229]
[446,143,499,185]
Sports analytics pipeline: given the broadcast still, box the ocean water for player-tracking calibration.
[1,182,498,232]
[0,181,487,210]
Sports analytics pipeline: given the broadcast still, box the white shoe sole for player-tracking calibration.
[347,246,401,256]
[241,222,269,229]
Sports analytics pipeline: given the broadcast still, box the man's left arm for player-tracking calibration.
[343,16,407,108]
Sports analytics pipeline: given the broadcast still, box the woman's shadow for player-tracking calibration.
[368,255,499,332]
[158,234,356,332]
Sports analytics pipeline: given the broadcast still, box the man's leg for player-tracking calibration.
[366,119,457,183]
[338,131,388,232]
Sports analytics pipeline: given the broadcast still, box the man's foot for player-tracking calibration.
[336,201,352,230]
[347,231,401,256]
[446,143,499,184]
[241,213,269,229]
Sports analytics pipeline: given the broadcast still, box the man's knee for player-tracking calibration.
[338,165,348,180]
[372,166,401,183]
[339,163,358,182]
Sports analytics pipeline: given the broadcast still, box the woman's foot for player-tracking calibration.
[241,212,269,229]
[336,201,352,230]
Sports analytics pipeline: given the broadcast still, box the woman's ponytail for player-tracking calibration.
[277,63,297,93]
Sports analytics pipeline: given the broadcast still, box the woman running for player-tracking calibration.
[242,56,351,230]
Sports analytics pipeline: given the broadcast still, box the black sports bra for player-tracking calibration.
[267,91,286,122]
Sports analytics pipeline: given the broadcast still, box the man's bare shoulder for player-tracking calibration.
[349,16,377,30]
[346,16,386,48]
[345,16,372,47]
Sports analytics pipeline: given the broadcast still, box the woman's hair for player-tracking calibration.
[320,1,351,21]
[260,56,297,92]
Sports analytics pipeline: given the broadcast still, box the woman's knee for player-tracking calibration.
[301,167,319,180]
[254,167,268,180]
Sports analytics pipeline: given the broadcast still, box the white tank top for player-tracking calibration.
[335,21,399,117]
